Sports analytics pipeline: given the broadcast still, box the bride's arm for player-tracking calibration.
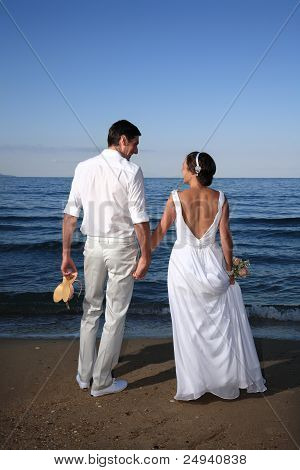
[219,196,234,281]
[151,194,176,251]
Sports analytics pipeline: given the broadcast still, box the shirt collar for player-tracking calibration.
[100,148,123,160]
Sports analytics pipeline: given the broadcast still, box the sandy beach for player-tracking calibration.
[0,337,299,450]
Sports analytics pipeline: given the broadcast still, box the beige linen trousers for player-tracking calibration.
[78,235,138,393]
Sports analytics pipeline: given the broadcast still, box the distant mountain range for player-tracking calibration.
[0,173,17,177]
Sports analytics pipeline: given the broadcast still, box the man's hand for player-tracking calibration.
[133,221,151,280]
[132,255,151,280]
[61,256,77,278]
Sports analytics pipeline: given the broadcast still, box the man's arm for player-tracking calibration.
[61,214,78,277]
[132,222,151,280]
[61,165,82,277]
[128,167,151,280]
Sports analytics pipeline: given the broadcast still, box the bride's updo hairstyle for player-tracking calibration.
[186,151,216,186]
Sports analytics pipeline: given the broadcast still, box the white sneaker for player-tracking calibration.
[91,378,128,397]
[76,373,90,390]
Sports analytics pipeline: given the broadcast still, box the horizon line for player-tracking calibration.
[0,174,299,179]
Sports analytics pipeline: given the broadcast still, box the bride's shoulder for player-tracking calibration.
[176,188,190,196]
[211,188,226,199]
[169,188,188,198]
[167,189,178,203]
[210,187,222,195]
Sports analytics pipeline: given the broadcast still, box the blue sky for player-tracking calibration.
[0,0,299,177]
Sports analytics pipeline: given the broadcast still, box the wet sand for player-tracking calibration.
[0,337,299,450]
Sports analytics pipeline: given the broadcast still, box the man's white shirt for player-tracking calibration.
[64,149,149,237]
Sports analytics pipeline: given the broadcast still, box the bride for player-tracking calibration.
[151,151,267,401]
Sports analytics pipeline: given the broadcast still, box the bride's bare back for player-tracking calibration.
[150,152,233,281]
[151,184,233,282]
[177,188,220,239]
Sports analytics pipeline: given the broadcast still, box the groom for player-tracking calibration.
[62,120,151,397]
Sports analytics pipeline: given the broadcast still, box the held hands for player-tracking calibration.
[132,255,151,280]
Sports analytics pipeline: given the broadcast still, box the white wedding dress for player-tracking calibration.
[168,189,267,401]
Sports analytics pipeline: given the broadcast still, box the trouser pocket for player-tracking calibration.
[104,242,139,277]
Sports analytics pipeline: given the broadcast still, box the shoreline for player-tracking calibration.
[0,337,299,450]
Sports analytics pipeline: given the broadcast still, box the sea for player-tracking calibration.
[0,176,299,341]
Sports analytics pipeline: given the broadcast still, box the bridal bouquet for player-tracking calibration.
[232,257,250,279]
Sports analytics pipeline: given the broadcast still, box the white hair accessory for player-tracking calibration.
[194,152,202,174]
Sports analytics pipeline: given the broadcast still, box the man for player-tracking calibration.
[62,120,151,397]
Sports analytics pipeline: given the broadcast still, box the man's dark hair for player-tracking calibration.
[107,120,141,147]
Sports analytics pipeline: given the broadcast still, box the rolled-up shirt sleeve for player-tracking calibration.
[128,167,149,224]
[64,165,82,218]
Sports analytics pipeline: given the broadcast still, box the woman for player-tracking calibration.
[151,152,267,401]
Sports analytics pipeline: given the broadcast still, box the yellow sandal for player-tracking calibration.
[53,272,82,309]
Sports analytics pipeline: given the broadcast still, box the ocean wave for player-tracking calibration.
[130,303,300,322]
[1,215,299,231]
[0,215,63,222]
[0,240,84,252]
[230,217,300,225]
[246,304,300,322]
[149,216,300,225]
[0,224,26,231]
[0,293,299,322]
